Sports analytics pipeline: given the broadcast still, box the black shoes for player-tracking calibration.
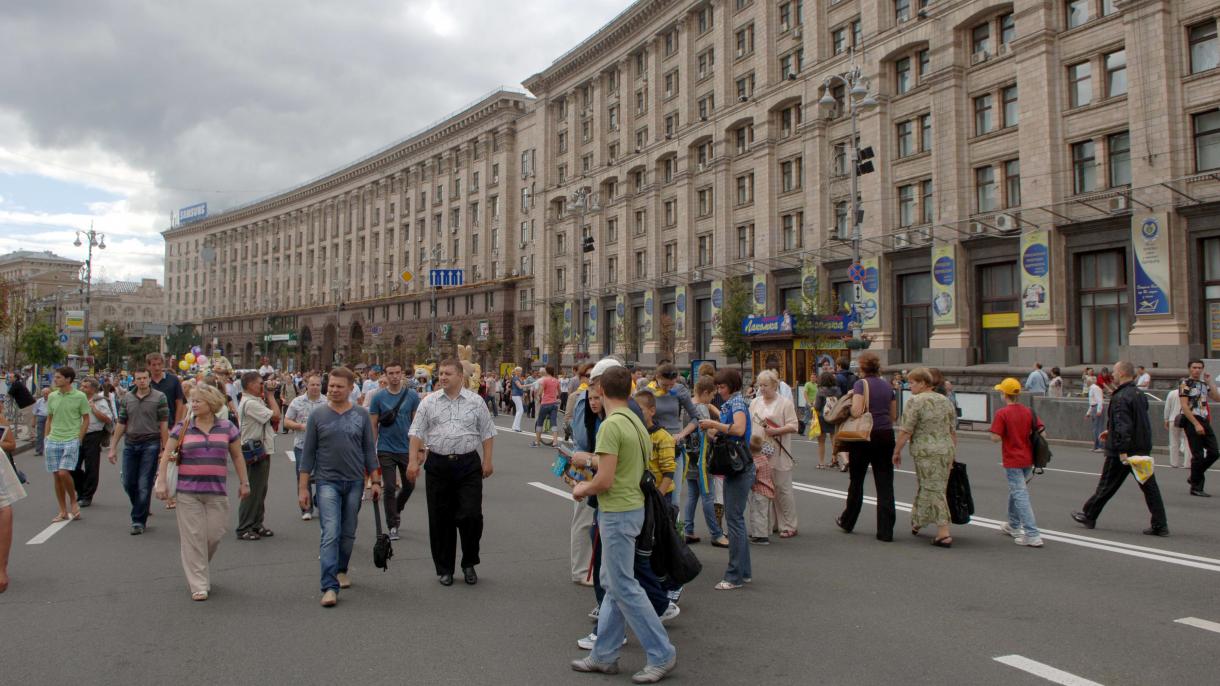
[1189,488,1211,497]
[438,574,454,586]
[1071,511,1096,529]
[77,498,92,508]
[834,516,852,533]
[462,567,478,585]
[1143,527,1170,537]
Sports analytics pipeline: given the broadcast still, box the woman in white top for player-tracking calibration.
[1047,367,1064,398]
[1086,376,1105,452]
[749,370,800,538]
[1163,388,1192,468]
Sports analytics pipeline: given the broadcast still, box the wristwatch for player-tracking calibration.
[240,481,250,486]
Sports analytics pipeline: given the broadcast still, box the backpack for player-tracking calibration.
[836,371,857,397]
[1028,405,1052,474]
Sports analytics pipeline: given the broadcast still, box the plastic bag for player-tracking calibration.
[807,409,822,439]
[1127,456,1154,484]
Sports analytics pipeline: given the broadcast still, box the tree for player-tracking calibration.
[166,323,201,357]
[546,304,566,366]
[622,305,637,361]
[717,277,753,370]
[658,313,676,362]
[94,322,132,370]
[412,338,430,364]
[19,322,66,368]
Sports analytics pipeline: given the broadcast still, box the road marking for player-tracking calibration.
[794,481,1220,573]
[1175,617,1220,634]
[528,481,574,501]
[285,450,296,462]
[993,655,1103,686]
[26,520,72,545]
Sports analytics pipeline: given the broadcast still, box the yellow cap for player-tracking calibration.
[994,378,1022,395]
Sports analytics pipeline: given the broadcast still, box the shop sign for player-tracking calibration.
[742,313,794,336]
[1209,303,1220,353]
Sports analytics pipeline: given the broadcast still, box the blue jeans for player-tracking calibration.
[293,446,316,514]
[1005,467,1040,538]
[722,462,755,584]
[122,439,161,526]
[682,472,724,540]
[592,508,676,667]
[316,480,363,593]
[1090,412,1105,449]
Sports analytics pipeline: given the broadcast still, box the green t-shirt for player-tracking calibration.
[804,381,817,403]
[47,388,91,442]
[594,407,649,513]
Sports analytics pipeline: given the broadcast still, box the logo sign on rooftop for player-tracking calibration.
[178,203,208,225]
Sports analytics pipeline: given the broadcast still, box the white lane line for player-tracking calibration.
[993,655,1103,686]
[529,481,574,501]
[1175,617,1220,634]
[794,481,1220,573]
[285,449,296,462]
[26,520,72,545]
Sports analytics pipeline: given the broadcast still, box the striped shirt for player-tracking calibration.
[170,418,240,495]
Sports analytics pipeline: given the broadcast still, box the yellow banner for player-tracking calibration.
[982,312,1020,329]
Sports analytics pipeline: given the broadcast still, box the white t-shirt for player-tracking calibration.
[1136,373,1151,389]
[361,379,379,407]
[1087,384,1105,413]
[258,365,275,376]
[778,381,794,403]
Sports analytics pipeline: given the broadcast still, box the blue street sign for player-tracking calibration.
[58,333,69,344]
[429,269,465,288]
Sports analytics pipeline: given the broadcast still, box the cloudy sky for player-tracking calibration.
[0,0,633,283]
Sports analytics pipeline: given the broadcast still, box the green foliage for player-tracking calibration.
[166,323,200,356]
[547,304,566,365]
[19,322,66,367]
[717,277,753,369]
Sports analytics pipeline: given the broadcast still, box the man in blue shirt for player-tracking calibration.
[1024,363,1049,394]
[369,362,420,541]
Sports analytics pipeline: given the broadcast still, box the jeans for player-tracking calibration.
[535,402,559,431]
[721,461,755,584]
[293,446,317,515]
[1090,411,1105,449]
[591,508,676,667]
[72,430,106,501]
[682,475,724,540]
[121,439,161,527]
[378,452,412,529]
[1082,454,1168,530]
[316,479,363,593]
[511,396,525,432]
[1005,467,1041,538]
[34,416,46,454]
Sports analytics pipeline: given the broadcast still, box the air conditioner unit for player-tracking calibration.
[971,51,990,65]
[697,163,706,172]
[739,95,749,102]
[510,269,520,277]
[970,221,987,234]
[1108,196,1129,213]
[787,73,798,81]
[893,231,911,249]
[792,27,803,39]
[451,227,460,235]
[998,43,1011,56]
[995,213,1018,232]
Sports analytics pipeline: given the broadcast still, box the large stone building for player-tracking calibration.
[164,0,1220,376]
[89,278,167,338]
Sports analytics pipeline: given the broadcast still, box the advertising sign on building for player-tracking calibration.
[674,286,687,339]
[752,272,767,315]
[615,294,626,346]
[587,302,598,341]
[710,280,723,331]
[64,310,85,332]
[178,203,208,225]
[642,292,655,340]
[741,314,795,336]
[932,243,956,326]
[801,261,819,307]
[859,257,881,329]
[477,320,490,341]
[1133,213,1171,316]
[563,301,573,341]
[1020,230,1051,322]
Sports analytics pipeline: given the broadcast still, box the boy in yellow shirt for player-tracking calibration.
[633,390,675,498]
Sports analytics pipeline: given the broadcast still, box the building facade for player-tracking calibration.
[90,278,167,339]
[165,0,1220,374]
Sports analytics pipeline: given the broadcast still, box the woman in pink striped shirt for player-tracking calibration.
[155,384,250,601]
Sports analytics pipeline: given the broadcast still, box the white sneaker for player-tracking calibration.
[577,633,627,650]
[660,602,680,623]
[1015,535,1044,548]
[588,606,600,621]
[389,527,400,541]
[301,511,312,521]
[1000,523,1021,538]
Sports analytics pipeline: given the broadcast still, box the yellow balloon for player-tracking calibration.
[185,352,196,364]
[178,360,189,370]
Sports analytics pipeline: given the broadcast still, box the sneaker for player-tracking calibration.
[571,656,620,674]
[1015,535,1044,548]
[337,572,352,589]
[130,524,144,536]
[577,633,627,650]
[320,590,338,607]
[389,527,400,541]
[301,511,312,521]
[588,605,600,621]
[631,656,676,684]
[660,602,680,623]
[1000,523,1022,538]
[749,536,770,545]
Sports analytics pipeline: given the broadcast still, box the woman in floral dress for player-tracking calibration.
[892,367,958,547]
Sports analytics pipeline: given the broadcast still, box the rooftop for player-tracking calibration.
[0,250,82,267]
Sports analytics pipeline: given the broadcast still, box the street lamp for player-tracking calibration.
[74,224,106,363]
[817,54,877,341]
[570,187,595,359]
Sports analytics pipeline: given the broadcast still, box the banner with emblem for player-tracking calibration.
[859,257,881,330]
[1020,230,1051,322]
[674,285,687,340]
[932,243,957,326]
[752,272,768,315]
[801,260,819,307]
[614,294,626,347]
[587,300,598,342]
[563,301,573,341]
[1133,213,1171,316]
[711,280,724,331]
[643,291,655,341]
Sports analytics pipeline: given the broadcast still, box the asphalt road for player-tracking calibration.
[3,418,1218,686]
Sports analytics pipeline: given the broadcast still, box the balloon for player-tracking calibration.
[178,360,189,370]
[185,352,196,364]
[192,346,203,355]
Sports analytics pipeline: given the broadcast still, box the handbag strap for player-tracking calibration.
[373,498,384,536]
[387,387,409,415]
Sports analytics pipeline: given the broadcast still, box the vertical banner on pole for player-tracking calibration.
[932,243,956,326]
[563,301,573,341]
[587,300,598,343]
[643,292,655,341]
[615,294,626,347]
[1020,230,1051,322]
[801,261,819,313]
[860,257,881,330]
[674,285,687,340]
[752,272,768,315]
[710,280,724,332]
[1132,213,1171,316]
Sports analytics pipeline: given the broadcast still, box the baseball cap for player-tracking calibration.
[994,378,1022,395]
[590,357,624,381]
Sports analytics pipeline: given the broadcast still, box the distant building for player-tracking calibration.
[89,278,167,339]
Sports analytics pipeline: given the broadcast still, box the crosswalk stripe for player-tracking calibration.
[26,519,72,545]
[1174,617,1220,634]
[993,655,1103,686]
[528,481,574,501]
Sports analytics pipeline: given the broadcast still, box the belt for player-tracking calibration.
[427,450,479,461]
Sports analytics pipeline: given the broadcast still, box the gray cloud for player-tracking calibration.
[0,0,631,221]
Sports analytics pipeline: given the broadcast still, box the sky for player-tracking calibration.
[0,0,635,283]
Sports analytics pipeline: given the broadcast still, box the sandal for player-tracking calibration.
[192,592,209,601]
[932,536,953,548]
[69,510,82,521]
[239,531,261,541]
[710,537,730,548]
[779,530,797,539]
[256,528,274,538]
[714,580,743,590]
[165,502,177,510]
[52,513,69,523]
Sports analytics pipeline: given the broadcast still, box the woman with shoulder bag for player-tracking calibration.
[834,352,898,542]
[155,384,250,601]
[749,370,799,539]
[698,368,754,590]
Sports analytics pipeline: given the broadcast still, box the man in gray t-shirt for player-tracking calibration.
[298,368,380,607]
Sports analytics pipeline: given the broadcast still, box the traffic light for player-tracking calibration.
[855,146,875,176]
[582,236,595,253]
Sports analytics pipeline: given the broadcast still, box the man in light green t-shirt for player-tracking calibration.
[571,365,675,682]
[44,367,91,523]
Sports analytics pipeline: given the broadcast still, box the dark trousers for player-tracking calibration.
[424,452,483,575]
[839,430,897,541]
[1184,421,1220,491]
[590,519,669,616]
[72,430,107,501]
[378,452,413,529]
[237,457,270,535]
[1083,452,1168,529]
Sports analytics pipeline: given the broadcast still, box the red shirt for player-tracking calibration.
[990,403,1044,468]
[540,376,561,405]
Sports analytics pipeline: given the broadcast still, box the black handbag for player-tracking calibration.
[633,426,702,585]
[946,462,975,525]
[707,434,750,476]
[372,498,393,571]
[377,388,410,428]
[1028,406,1052,474]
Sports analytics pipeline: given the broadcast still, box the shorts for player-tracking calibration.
[45,438,81,473]
[535,402,559,430]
